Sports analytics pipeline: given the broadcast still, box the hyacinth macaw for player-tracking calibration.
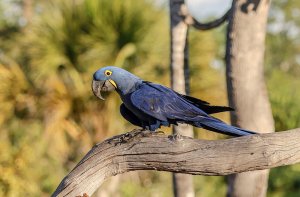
[92,66,256,136]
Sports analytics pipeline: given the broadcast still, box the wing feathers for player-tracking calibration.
[179,94,234,114]
[128,82,255,136]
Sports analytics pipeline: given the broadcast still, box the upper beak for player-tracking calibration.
[92,80,116,100]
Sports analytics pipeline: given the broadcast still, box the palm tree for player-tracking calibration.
[0,0,227,196]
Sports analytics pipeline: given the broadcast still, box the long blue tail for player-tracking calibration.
[193,117,256,137]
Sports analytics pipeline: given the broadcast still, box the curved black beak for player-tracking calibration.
[92,80,116,100]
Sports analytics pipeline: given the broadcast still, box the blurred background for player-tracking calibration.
[0,0,300,196]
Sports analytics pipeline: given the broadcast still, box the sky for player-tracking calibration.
[1,0,294,37]
[186,0,231,20]
[155,0,232,20]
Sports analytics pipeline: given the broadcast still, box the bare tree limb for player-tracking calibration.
[52,128,300,197]
[182,6,231,30]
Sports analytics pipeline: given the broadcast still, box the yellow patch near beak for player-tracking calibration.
[108,79,117,88]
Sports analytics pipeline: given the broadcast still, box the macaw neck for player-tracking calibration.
[116,79,143,96]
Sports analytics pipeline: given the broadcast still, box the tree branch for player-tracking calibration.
[52,128,300,197]
[182,7,231,30]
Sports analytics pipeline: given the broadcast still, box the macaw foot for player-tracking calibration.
[168,133,183,142]
[118,131,138,144]
[107,129,165,146]
[137,128,148,132]
[108,129,147,145]
[139,128,165,136]
[154,130,165,135]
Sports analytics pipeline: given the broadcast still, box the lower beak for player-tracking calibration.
[92,80,116,100]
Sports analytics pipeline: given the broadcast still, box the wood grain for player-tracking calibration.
[52,129,300,197]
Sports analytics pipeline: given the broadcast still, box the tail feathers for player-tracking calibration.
[194,117,256,137]
[180,94,234,114]
[201,106,234,114]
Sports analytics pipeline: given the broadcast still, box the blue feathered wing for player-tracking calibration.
[130,82,255,136]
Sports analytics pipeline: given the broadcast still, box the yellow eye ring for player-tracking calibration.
[104,70,112,76]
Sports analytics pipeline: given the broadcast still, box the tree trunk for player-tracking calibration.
[22,0,33,25]
[169,0,194,197]
[225,0,274,197]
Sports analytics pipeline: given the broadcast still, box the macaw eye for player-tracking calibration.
[104,70,112,76]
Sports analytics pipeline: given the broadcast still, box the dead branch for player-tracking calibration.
[52,128,300,197]
[182,6,231,30]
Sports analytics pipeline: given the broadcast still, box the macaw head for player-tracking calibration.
[92,66,142,100]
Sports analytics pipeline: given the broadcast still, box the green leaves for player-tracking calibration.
[267,70,300,131]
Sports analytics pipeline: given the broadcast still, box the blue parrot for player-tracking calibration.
[92,66,256,136]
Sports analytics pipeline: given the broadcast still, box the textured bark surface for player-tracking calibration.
[52,129,300,197]
[169,0,194,197]
[225,0,274,196]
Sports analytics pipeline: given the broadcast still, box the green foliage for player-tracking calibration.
[118,172,173,197]
[269,165,300,197]
[265,1,300,196]
[0,0,227,196]
[266,69,300,197]
[4,0,300,196]
[266,1,300,76]
[267,70,300,130]
[194,176,226,196]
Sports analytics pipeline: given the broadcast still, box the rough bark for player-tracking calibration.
[52,128,300,197]
[225,0,274,196]
[169,0,194,197]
